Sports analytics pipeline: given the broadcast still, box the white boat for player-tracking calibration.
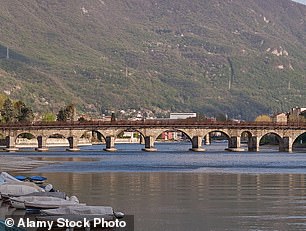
[21,191,67,199]
[38,205,124,222]
[9,192,67,209]
[0,172,21,184]
[0,182,44,199]
[10,195,81,210]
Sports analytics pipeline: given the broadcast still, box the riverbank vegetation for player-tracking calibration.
[0,94,34,123]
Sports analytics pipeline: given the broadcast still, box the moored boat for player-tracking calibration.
[29,176,47,184]
[14,175,47,184]
[14,176,27,181]
[36,205,124,229]
[0,172,22,183]
[21,191,67,199]
[9,192,68,209]
[10,195,81,210]
[0,182,44,199]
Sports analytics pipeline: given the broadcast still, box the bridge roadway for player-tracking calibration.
[0,120,305,152]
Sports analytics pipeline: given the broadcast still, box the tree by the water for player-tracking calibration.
[57,104,77,122]
[1,98,15,123]
[1,98,34,123]
[14,100,34,122]
[255,115,272,122]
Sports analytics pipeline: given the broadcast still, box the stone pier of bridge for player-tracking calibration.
[5,135,18,152]
[248,136,260,152]
[104,136,117,152]
[226,136,244,152]
[142,136,157,152]
[279,137,294,153]
[67,136,80,152]
[190,136,205,152]
[36,136,48,152]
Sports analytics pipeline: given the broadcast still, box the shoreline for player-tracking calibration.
[0,155,56,173]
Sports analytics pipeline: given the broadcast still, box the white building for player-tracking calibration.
[170,113,197,120]
[272,113,288,123]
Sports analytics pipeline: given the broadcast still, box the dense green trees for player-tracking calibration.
[57,104,76,122]
[0,98,34,123]
[0,97,78,123]
[15,100,34,122]
[1,98,15,122]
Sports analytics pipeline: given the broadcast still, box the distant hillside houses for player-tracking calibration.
[272,113,287,123]
[272,107,306,123]
[289,107,306,117]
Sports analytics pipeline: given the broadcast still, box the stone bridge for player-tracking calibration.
[0,120,305,153]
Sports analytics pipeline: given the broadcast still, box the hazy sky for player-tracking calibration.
[292,0,306,5]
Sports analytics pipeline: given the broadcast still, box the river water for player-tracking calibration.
[6,143,306,230]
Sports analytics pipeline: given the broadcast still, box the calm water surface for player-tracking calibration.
[6,143,306,230]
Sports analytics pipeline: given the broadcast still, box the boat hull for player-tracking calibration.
[10,199,26,209]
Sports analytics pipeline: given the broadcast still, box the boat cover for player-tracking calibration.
[41,205,114,216]
[0,172,22,183]
[0,184,42,197]
[14,176,27,181]
[21,196,81,209]
[29,176,47,182]
[38,205,115,222]
[21,191,67,199]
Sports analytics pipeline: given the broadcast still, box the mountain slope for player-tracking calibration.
[0,0,305,119]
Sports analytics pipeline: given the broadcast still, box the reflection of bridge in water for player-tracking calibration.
[0,120,305,152]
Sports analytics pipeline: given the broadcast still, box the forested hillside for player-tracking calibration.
[0,0,305,119]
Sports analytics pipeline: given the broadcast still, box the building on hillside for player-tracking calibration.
[289,107,306,116]
[86,115,112,122]
[170,113,197,120]
[288,107,306,122]
[271,113,288,123]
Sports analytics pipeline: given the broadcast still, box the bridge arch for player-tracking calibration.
[154,129,192,143]
[115,129,145,139]
[240,131,253,146]
[16,132,36,140]
[77,130,102,140]
[48,133,66,139]
[46,133,69,147]
[293,132,306,151]
[91,130,107,143]
[259,132,282,144]
[44,129,71,139]
[15,132,37,149]
[205,130,230,142]
[259,131,283,140]
[138,129,194,152]
[115,129,144,144]
[258,132,282,151]
[241,131,253,138]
